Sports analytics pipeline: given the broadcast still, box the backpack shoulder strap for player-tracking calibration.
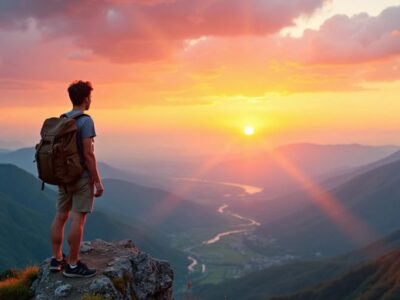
[59,112,89,120]
[73,113,89,120]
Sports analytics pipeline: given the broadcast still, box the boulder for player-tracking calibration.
[32,239,174,300]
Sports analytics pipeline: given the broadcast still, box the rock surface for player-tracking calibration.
[32,239,174,300]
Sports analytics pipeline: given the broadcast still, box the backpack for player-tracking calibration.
[35,112,88,189]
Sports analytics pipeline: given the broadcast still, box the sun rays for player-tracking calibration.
[257,139,381,256]
[145,135,242,227]
[143,125,381,259]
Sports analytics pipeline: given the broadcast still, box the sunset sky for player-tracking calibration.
[1,0,400,162]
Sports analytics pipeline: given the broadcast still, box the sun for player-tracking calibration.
[243,125,255,136]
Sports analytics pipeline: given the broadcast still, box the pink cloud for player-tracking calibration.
[290,5,400,64]
[0,0,326,62]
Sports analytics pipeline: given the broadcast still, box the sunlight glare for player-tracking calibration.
[244,125,255,136]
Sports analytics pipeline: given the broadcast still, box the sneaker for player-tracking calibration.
[62,260,96,278]
[49,253,66,272]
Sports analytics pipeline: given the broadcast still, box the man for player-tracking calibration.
[49,80,104,278]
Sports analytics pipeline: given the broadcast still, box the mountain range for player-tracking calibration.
[2,143,398,206]
[251,158,400,257]
[202,143,400,198]
[3,143,400,299]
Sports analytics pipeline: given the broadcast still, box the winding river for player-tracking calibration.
[185,179,262,273]
[174,177,263,195]
[188,256,198,272]
[203,204,260,245]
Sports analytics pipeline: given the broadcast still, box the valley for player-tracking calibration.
[169,180,295,296]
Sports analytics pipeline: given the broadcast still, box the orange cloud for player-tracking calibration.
[179,6,400,94]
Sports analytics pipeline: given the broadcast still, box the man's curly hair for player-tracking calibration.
[68,80,93,105]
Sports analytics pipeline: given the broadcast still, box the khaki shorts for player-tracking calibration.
[57,177,95,213]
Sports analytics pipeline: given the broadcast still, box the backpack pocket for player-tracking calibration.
[66,154,84,183]
[53,143,67,180]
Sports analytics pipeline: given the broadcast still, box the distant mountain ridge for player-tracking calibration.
[319,149,400,190]
[3,144,400,210]
[231,146,400,223]
[275,143,400,169]
[202,143,400,198]
[0,147,152,180]
[254,158,400,257]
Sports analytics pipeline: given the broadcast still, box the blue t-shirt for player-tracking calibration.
[64,109,96,178]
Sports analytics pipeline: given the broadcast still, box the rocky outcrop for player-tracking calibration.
[32,239,174,300]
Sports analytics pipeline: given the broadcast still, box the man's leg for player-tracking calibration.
[63,178,96,277]
[50,211,70,260]
[67,211,87,265]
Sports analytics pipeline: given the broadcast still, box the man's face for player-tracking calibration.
[84,95,92,110]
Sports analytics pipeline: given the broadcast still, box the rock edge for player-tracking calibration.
[32,239,174,300]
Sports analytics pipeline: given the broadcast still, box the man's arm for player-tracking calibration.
[82,137,104,197]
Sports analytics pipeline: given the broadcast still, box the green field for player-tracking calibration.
[176,230,259,285]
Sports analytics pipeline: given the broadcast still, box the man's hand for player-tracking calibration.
[83,137,104,198]
[94,181,104,198]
